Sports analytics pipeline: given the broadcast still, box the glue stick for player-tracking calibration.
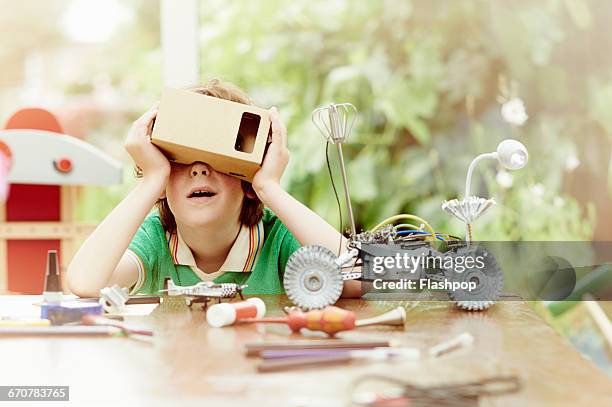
[206,298,266,328]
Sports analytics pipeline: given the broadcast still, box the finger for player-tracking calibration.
[269,107,287,149]
[146,110,158,136]
[139,109,159,138]
[269,107,280,144]
[137,106,159,126]
[139,106,157,121]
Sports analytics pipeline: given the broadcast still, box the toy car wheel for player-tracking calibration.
[284,245,343,310]
[446,245,503,311]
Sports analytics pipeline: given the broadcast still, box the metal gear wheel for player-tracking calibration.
[455,299,496,311]
[445,245,503,311]
[284,245,343,310]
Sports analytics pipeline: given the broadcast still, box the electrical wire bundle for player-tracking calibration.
[371,215,460,243]
[325,142,459,248]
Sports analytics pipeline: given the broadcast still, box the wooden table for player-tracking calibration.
[0,295,611,406]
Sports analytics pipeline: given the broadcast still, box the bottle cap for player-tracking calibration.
[206,303,236,328]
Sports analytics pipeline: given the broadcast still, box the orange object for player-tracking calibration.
[246,306,357,335]
[53,158,73,173]
[293,307,356,334]
[206,298,266,328]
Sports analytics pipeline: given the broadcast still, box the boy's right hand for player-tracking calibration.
[124,105,170,189]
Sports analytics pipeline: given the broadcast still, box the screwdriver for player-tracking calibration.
[243,306,405,335]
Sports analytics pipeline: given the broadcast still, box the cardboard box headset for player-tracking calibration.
[151,87,271,182]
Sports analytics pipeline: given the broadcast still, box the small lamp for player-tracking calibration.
[443,139,529,242]
[465,139,528,198]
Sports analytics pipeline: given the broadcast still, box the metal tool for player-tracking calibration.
[355,306,406,329]
[351,374,521,406]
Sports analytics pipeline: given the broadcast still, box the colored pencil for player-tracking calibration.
[245,339,391,357]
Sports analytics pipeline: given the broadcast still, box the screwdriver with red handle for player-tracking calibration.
[243,306,406,335]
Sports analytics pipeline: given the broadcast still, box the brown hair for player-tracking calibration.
[156,79,264,232]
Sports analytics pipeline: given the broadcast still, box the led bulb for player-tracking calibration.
[496,139,528,170]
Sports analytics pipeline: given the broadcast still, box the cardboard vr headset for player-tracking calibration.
[151,87,271,182]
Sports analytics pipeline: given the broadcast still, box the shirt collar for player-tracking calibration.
[166,221,264,274]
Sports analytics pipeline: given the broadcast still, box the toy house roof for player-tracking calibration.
[0,129,122,186]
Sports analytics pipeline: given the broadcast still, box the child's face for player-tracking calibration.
[165,162,244,228]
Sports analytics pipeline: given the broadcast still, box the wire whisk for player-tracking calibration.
[311,103,358,238]
[312,103,357,144]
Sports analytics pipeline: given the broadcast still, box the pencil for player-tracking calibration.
[0,319,51,327]
[0,326,120,336]
[244,339,391,357]
[256,348,419,372]
[260,348,369,359]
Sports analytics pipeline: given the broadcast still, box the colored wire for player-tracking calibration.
[372,214,436,236]
[436,233,461,241]
[395,230,447,241]
[396,232,431,240]
[393,223,422,231]
[326,141,344,256]
[396,230,429,235]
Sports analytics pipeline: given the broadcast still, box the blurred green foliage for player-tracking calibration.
[3,0,609,241]
[198,0,608,240]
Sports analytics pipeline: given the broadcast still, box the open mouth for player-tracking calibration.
[187,186,217,199]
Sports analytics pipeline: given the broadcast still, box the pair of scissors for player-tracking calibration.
[352,374,521,406]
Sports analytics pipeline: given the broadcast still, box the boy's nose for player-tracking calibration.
[189,162,213,177]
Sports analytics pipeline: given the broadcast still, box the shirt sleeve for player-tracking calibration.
[126,215,161,294]
[277,229,301,277]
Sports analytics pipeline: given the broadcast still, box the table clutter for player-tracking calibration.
[2,251,612,405]
[0,250,156,338]
[2,293,611,405]
[206,303,406,335]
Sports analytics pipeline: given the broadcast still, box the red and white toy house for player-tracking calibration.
[0,108,122,294]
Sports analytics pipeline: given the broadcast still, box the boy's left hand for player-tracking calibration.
[252,107,289,199]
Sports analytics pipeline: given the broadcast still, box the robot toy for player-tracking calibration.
[283,104,528,311]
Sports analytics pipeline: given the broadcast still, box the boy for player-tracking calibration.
[67,80,361,298]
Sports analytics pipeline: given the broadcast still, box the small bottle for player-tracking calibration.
[43,250,62,303]
[206,298,266,328]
